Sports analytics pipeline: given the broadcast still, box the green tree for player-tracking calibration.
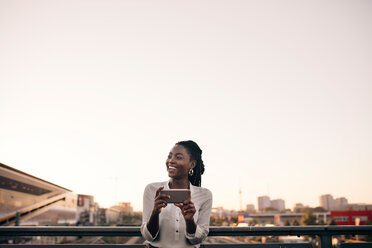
[328,219,337,225]
[284,220,291,226]
[302,211,317,225]
[292,219,300,226]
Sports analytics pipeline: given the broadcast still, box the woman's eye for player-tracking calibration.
[176,156,182,160]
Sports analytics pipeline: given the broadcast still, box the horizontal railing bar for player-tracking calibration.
[0,226,140,237]
[0,245,143,248]
[0,244,315,248]
[201,244,313,248]
[209,226,325,236]
[325,225,372,235]
[340,244,372,248]
[0,226,371,237]
[209,226,372,236]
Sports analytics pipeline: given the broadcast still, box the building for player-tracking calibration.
[347,204,372,211]
[248,212,330,226]
[319,194,334,211]
[246,204,256,213]
[211,207,227,219]
[334,197,348,210]
[331,210,372,225]
[104,202,134,224]
[105,207,121,224]
[293,203,306,212]
[0,163,77,226]
[110,202,133,215]
[248,213,302,226]
[258,196,271,211]
[76,194,95,225]
[314,212,330,224]
[271,199,285,212]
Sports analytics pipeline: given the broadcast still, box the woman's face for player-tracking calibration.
[166,145,195,180]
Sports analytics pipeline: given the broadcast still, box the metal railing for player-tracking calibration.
[0,226,371,248]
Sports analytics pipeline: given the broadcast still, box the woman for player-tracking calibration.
[141,140,212,248]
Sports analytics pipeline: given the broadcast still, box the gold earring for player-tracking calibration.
[189,168,194,176]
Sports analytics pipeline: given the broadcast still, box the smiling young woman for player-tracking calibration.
[141,140,212,248]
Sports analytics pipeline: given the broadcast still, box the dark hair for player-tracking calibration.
[176,140,205,187]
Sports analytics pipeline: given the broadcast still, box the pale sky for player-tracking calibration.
[1,0,371,212]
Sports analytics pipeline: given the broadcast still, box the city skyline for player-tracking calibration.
[1,0,371,211]
[2,159,371,212]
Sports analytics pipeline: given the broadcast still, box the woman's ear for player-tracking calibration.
[191,160,196,169]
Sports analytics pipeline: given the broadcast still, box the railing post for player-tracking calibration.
[13,212,20,244]
[320,234,332,248]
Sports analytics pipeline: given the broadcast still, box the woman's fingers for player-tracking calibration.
[153,187,169,214]
[154,200,168,213]
[155,193,170,201]
[184,209,196,214]
[183,203,194,209]
[155,187,164,197]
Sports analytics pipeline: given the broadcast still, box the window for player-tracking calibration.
[352,216,368,221]
[334,216,349,222]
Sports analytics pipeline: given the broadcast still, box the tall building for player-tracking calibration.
[271,199,285,212]
[319,194,334,210]
[258,196,271,211]
[334,197,348,210]
[246,204,256,213]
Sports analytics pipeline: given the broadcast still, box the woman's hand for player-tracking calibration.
[175,197,197,234]
[175,199,196,221]
[146,186,170,238]
[152,186,170,215]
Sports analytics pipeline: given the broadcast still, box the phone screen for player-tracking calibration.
[160,189,190,203]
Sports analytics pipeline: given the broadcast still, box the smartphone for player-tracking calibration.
[160,189,190,203]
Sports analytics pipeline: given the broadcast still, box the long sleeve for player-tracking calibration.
[140,184,159,241]
[185,188,213,245]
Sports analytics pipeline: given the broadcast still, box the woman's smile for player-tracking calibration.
[167,165,177,171]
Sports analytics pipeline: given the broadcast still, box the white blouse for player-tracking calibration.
[141,181,213,248]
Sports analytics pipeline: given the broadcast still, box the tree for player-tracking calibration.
[284,220,291,226]
[328,219,337,225]
[313,207,327,212]
[292,219,300,226]
[302,211,317,225]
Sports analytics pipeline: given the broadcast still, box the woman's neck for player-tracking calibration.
[169,178,189,189]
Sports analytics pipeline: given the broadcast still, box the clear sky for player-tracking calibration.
[1,0,371,212]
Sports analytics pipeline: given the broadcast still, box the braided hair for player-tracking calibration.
[176,140,205,187]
